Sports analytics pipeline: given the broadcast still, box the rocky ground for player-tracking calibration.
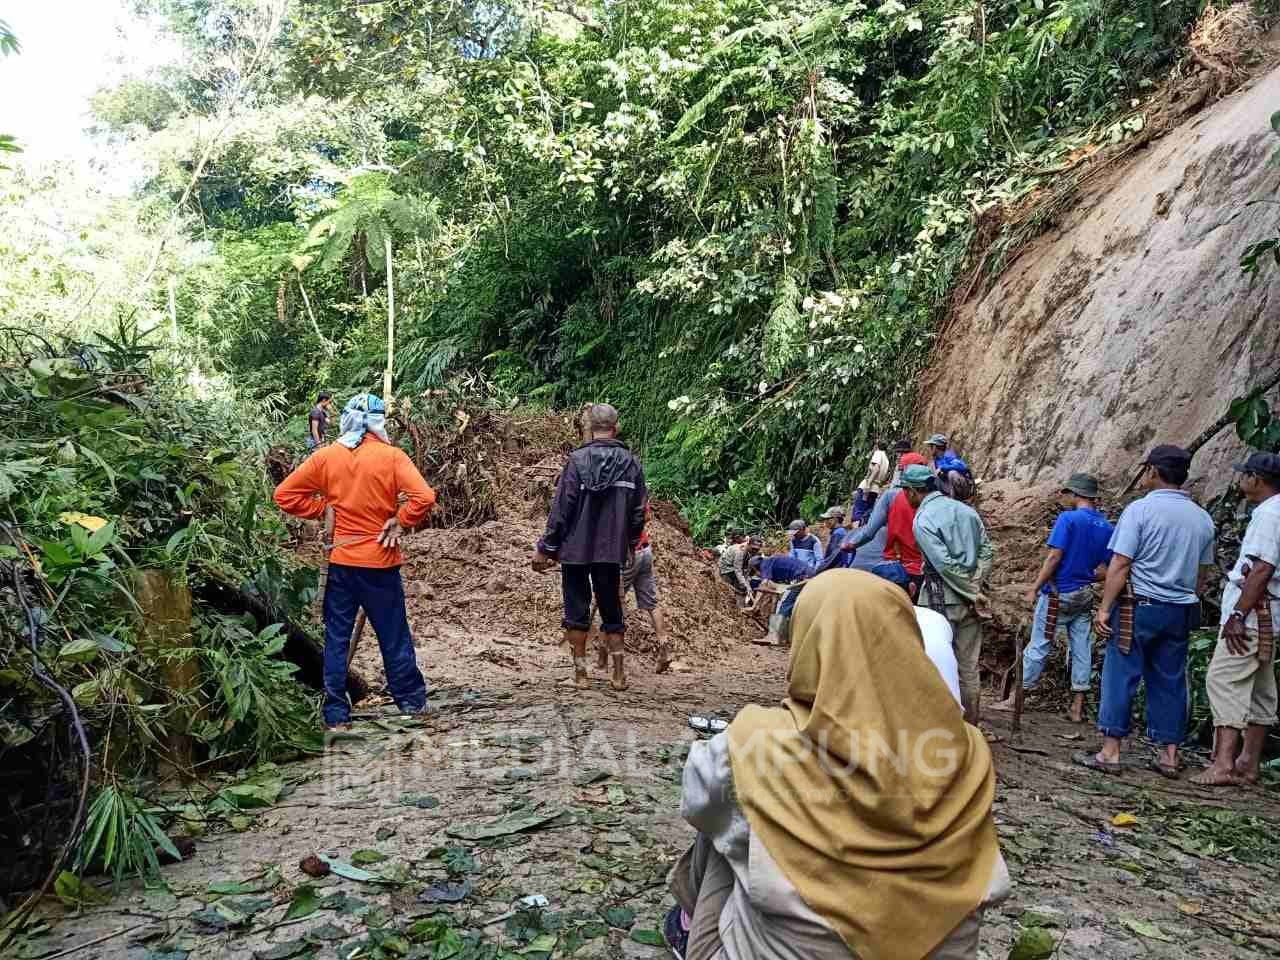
[19,611,1280,960]
[15,413,1280,960]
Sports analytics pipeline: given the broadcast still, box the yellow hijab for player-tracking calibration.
[726,570,998,960]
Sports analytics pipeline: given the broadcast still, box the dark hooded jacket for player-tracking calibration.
[538,439,647,565]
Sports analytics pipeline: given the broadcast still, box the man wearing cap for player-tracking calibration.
[992,473,1113,723]
[787,519,821,569]
[1192,452,1280,786]
[841,451,927,554]
[925,433,956,471]
[1081,445,1215,777]
[719,535,763,605]
[533,403,648,692]
[819,506,847,560]
[903,463,994,723]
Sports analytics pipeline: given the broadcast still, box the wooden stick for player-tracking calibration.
[346,608,368,668]
[38,923,149,960]
[1011,619,1027,736]
[318,505,336,616]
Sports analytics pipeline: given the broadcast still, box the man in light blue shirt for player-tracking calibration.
[904,464,994,723]
[1080,445,1215,778]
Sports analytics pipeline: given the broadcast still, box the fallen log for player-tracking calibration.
[194,562,370,704]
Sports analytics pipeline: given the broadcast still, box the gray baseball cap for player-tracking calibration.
[820,506,845,520]
[787,519,807,532]
[926,433,949,448]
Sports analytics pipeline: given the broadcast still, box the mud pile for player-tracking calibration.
[350,410,750,686]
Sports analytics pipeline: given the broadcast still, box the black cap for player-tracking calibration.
[1142,444,1192,471]
[1234,451,1280,476]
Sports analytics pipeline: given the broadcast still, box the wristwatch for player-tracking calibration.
[1229,610,1246,622]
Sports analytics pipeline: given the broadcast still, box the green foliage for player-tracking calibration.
[39,0,1227,541]
[192,617,322,762]
[1,325,324,882]
[76,783,181,886]
[300,173,438,277]
[89,75,183,135]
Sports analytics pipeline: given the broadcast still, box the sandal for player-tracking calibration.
[1072,750,1121,775]
[688,715,729,735]
[1150,758,1182,780]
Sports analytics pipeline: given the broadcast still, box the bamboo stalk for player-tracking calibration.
[1012,619,1027,736]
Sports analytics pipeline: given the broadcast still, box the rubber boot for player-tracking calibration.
[655,642,672,674]
[765,614,785,646]
[566,629,590,689]
[595,629,609,671]
[606,633,628,691]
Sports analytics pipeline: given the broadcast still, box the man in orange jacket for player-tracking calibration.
[274,393,436,730]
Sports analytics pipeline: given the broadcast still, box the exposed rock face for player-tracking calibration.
[919,65,1280,516]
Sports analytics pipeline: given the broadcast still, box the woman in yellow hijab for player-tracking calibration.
[666,569,1008,960]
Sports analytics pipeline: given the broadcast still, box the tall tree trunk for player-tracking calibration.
[384,234,395,411]
[296,277,333,355]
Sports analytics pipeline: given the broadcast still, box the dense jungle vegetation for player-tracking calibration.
[6,0,1264,537]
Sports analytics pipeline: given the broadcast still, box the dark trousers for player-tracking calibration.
[323,563,427,725]
[1098,600,1197,745]
[562,563,624,633]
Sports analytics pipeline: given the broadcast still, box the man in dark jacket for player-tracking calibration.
[533,403,647,691]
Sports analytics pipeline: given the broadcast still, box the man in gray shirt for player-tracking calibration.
[1079,445,1215,777]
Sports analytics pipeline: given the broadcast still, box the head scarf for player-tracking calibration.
[726,570,998,960]
[336,393,391,449]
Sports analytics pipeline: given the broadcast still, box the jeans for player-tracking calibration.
[1097,600,1197,745]
[1022,593,1093,692]
[562,563,624,633]
[778,583,804,618]
[323,563,427,725]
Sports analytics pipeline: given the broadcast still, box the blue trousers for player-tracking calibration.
[1022,593,1093,692]
[323,563,427,725]
[1097,600,1197,745]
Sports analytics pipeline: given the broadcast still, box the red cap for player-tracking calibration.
[898,452,927,468]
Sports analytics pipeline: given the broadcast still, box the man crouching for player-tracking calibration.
[532,404,647,692]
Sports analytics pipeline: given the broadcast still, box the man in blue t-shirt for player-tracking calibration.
[992,473,1112,723]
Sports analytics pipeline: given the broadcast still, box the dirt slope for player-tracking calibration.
[917,60,1280,616]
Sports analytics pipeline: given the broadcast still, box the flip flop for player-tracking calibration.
[1072,750,1121,775]
[688,715,729,734]
[1150,758,1182,780]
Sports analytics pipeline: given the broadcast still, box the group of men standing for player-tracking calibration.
[986,444,1280,786]
[278,391,1280,784]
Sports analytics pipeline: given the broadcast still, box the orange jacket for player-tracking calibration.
[273,436,436,568]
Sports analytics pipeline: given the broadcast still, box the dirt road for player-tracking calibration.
[24,610,1280,960]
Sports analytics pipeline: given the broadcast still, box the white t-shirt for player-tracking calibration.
[1221,493,1280,629]
[913,607,963,706]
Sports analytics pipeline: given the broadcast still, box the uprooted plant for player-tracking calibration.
[0,320,331,910]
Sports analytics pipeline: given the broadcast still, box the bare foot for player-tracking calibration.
[1232,761,1260,785]
[988,695,1018,712]
[1189,765,1239,787]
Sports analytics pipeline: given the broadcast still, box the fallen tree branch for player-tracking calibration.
[194,561,370,703]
